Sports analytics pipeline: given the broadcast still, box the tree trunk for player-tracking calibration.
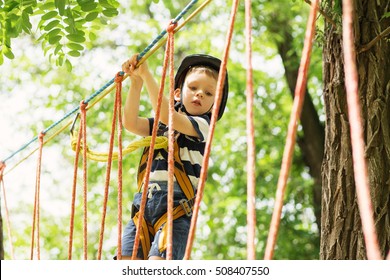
[320,0,390,259]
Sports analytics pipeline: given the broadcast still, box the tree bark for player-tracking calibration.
[320,0,390,260]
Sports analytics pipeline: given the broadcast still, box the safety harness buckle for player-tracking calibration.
[179,199,192,217]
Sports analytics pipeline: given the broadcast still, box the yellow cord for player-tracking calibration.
[70,131,168,162]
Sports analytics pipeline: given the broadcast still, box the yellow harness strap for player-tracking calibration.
[133,140,196,259]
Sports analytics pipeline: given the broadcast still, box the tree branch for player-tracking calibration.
[304,0,337,29]
[358,26,390,53]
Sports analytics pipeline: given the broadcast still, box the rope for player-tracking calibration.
[245,0,256,260]
[342,0,382,260]
[130,22,172,261]
[70,132,168,162]
[116,73,124,260]
[68,113,83,260]
[263,0,319,260]
[30,132,45,260]
[0,162,15,259]
[183,0,239,260]
[166,20,178,260]
[97,73,123,260]
[79,101,89,260]
[132,18,179,260]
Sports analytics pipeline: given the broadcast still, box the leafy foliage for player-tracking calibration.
[0,0,120,68]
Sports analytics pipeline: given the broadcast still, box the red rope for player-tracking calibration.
[166,20,178,260]
[342,0,381,260]
[30,131,45,260]
[131,34,170,261]
[184,0,239,260]
[116,73,124,260]
[264,0,319,260]
[97,73,123,260]
[68,116,83,260]
[79,101,89,260]
[1,162,15,259]
[245,0,256,260]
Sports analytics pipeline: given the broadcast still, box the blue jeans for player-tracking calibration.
[121,181,192,259]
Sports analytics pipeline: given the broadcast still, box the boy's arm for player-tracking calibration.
[122,57,150,137]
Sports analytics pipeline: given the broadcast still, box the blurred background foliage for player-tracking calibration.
[1,0,324,260]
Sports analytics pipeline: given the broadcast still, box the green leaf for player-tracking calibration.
[102,8,118,17]
[67,43,84,51]
[55,0,66,15]
[3,46,15,59]
[44,20,60,31]
[80,2,98,12]
[98,0,114,9]
[54,43,62,54]
[47,28,62,38]
[66,34,86,43]
[85,12,98,21]
[0,53,4,65]
[42,11,58,20]
[68,50,81,57]
[89,32,97,40]
[48,35,62,44]
[65,58,72,71]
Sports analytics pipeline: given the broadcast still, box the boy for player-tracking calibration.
[120,53,228,260]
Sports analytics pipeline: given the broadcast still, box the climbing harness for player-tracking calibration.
[131,140,196,259]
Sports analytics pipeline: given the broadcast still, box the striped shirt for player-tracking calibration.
[146,115,210,189]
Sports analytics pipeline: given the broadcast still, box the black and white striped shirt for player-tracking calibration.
[147,115,210,188]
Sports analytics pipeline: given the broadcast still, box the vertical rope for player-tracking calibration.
[264,0,319,260]
[166,21,178,260]
[68,119,83,260]
[184,0,239,260]
[1,162,15,259]
[245,0,256,260]
[342,0,382,260]
[116,73,124,260]
[131,38,170,261]
[79,101,89,260]
[97,73,123,260]
[30,131,45,260]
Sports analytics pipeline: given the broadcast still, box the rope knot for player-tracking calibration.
[0,161,6,179]
[115,72,124,83]
[79,100,88,111]
[166,20,178,33]
[38,131,45,143]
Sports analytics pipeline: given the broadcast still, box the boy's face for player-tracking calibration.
[175,70,218,116]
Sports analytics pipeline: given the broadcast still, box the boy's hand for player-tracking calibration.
[122,54,149,80]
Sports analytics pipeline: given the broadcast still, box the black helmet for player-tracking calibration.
[174,54,229,120]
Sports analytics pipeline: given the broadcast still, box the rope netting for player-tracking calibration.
[1,0,385,260]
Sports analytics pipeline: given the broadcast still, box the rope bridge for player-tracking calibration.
[0,0,385,260]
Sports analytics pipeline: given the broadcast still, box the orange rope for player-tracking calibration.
[245,0,256,260]
[184,0,239,260]
[342,0,381,260]
[1,162,15,259]
[264,0,319,260]
[131,37,169,261]
[79,101,89,260]
[166,20,178,260]
[116,73,124,260]
[97,73,123,260]
[68,114,83,260]
[30,131,44,260]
